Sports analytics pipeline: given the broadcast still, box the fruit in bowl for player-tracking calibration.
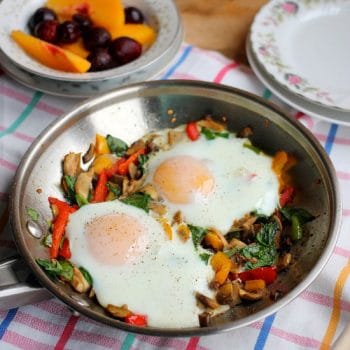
[11,0,156,73]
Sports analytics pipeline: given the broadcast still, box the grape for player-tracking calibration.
[87,48,114,71]
[72,14,93,35]
[28,7,57,34]
[109,37,142,65]
[57,21,81,44]
[124,7,144,24]
[83,27,111,51]
[34,20,59,43]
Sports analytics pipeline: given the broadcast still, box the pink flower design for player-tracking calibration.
[281,1,298,14]
[259,46,269,56]
[286,74,302,85]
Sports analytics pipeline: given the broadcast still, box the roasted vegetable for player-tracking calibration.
[211,252,232,285]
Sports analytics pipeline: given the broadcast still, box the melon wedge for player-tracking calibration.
[46,0,124,34]
[111,24,156,47]
[11,30,91,73]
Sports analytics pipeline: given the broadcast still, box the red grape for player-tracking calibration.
[72,14,93,35]
[109,37,142,64]
[124,7,144,24]
[87,48,114,71]
[34,20,59,43]
[28,7,57,34]
[83,27,111,51]
[57,21,81,44]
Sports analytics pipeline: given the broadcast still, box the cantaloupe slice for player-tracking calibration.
[112,24,156,47]
[11,30,91,73]
[60,39,89,58]
[46,0,124,34]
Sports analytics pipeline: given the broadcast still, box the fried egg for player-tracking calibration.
[146,134,279,232]
[66,200,214,328]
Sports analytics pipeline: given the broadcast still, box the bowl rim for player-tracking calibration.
[10,80,342,336]
[0,0,182,82]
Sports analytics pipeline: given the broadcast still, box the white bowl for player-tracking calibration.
[0,0,182,83]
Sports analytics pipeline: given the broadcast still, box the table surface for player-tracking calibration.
[0,43,349,350]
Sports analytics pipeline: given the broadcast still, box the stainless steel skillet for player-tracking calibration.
[8,80,341,336]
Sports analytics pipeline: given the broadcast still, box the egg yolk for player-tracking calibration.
[153,155,214,204]
[86,213,147,265]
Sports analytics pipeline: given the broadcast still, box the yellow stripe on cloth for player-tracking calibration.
[321,259,350,349]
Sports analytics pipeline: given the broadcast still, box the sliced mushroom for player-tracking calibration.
[198,312,211,327]
[177,223,190,241]
[149,202,167,215]
[195,292,220,309]
[75,168,94,199]
[277,253,292,271]
[237,126,253,138]
[70,267,91,293]
[216,282,241,306]
[128,162,138,180]
[123,178,145,196]
[172,211,183,225]
[125,139,145,156]
[88,288,95,299]
[168,130,184,145]
[239,288,265,301]
[109,174,125,187]
[140,183,158,200]
[228,238,247,249]
[82,143,95,164]
[197,116,226,131]
[63,152,81,177]
[106,304,133,318]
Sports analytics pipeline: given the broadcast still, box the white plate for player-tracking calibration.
[247,39,350,126]
[251,0,350,111]
[0,0,181,82]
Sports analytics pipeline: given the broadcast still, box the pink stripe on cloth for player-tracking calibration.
[0,86,63,117]
[343,209,350,216]
[3,330,53,350]
[213,62,239,83]
[172,72,199,80]
[70,329,122,348]
[300,290,350,312]
[185,337,200,350]
[136,335,193,350]
[14,311,62,336]
[337,171,350,180]
[335,246,350,259]
[250,322,321,348]
[313,133,350,146]
[0,158,17,172]
[34,300,71,317]
[54,315,79,350]
[0,126,35,143]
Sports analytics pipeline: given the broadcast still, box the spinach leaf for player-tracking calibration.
[27,207,39,222]
[41,233,52,248]
[280,207,315,224]
[201,127,229,140]
[64,175,77,204]
[137,154,149,175]
[36,259,73,281]
[243,143,261,154]
[79,266,93,285]
[106,135,128,156]
[256,221,278,247]
[240,244,277,270]
[106,182,121,197]
[188,224,207,249]
[199,253,212,265]
[75,194,89,207]
[121,193,151,212]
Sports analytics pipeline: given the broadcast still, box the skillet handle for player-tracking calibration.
[0,256,52,309]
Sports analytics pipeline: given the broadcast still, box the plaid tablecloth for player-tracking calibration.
[0,44,349,350]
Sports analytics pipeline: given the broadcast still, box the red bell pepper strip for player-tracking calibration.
[124,314,147,326]
[48,197,77,259]
[106,157,127,177]
[186,122,200,141]
[279,186,295,207]
[91,169,108,203]
[238,266,277,285]
[59,238,71,259]
[117,148,146,176]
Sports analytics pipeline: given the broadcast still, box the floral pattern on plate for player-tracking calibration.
[251,0,350,110]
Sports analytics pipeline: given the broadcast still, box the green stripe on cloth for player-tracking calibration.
[0,91,43,138]
[120,333,135,350]
[262,89,272,100]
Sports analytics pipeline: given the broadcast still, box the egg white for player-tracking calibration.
[66,200,214,328]
[145,134,279,233]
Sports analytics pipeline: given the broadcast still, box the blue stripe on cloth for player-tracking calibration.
[120,333,135,350]
[0,91,43,138]
[254,314,276,350]
[161,45,193,79]
[0,308,18,339]
[324,123,338,155]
